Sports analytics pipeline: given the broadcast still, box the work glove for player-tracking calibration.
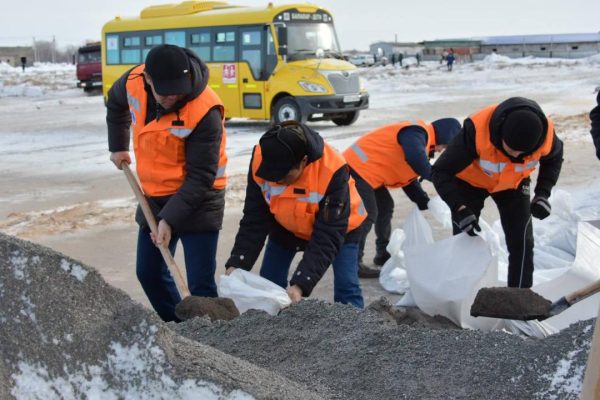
[453,207,481,236]
[530,196,551,220]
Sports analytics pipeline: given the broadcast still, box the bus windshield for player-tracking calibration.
[286,23,342,61]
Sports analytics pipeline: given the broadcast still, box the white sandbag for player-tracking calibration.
[378,229,410,293]
[379,207,433,294]
[404,229,500,331]
[396,288,417,307]
[218,269,291,315]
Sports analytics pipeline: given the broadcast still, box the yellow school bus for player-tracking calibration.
[101,1,369,125]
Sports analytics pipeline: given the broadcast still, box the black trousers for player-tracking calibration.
[452,178,534,288]
[351,170,394,263]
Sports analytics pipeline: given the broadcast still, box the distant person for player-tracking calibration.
[106,44,228,322]
[432,97,564,288]
[343,118,461,278]
[398,53,404,67]
[416,53,422,66]
[590,90,600,159]
[390,53,396,66]
[225,122,366,308]
[446,49,455,71]
[20,56,26,72]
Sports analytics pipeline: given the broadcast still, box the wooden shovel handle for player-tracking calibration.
[565,279,600,306]
[122,163,191,298]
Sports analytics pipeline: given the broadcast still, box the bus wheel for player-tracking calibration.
[273,97,306,124]
[332,111,360,126]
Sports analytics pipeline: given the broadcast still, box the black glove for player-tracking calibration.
[417,198,429,211]
[453,207,481,236]
[530,196,551,220]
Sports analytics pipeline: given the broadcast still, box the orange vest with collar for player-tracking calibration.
[251,143,367,241]
[343,120,435,189]
[456,104,554,193]
[126,64,227,196]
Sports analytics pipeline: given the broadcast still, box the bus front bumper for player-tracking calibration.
[295,93,369,116]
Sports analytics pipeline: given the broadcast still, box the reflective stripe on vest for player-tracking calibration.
[125,64,227,196]
[456,104,554,193]
[343,120,435,189]
[252,143,367,240]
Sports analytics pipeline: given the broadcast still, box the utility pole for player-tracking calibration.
[32,37,37,63]
[52,35,56,63]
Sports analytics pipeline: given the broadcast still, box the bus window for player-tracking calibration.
[241,28,263,79]
[214,30,236,62]
[106,35,120,64]
[145,35,163,46]
[165,31,185,47]
[122,36,141,64]
[287,23,340,61]
[190,31,211,61]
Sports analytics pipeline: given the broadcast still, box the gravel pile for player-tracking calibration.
[175,299,594,400]
[0,233,322,399]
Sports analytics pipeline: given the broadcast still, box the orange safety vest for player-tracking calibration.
[126,65,227,196]
[252,144,367,241]
[456,105,554,193]
[343,120,435,189]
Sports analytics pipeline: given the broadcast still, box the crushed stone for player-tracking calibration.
[175,299,594,400]
[0,232,322,400]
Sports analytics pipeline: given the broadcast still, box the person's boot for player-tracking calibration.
[358,261,380,279]
[373,250,391,266]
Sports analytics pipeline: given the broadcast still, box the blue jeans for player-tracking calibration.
[136,228,219,321]
[259,238,364,308]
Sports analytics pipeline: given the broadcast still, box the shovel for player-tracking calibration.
[121,162,239,321]
[470,279,600,321]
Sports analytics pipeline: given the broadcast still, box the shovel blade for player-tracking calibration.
[175,296,240,321]
[470,287,552,321]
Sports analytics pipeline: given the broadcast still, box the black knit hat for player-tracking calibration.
[144,45,192,96]
[256,123,307,182]
[432,118,461,145]
[501,109,544,152]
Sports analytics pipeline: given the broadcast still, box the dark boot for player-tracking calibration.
[373,251,391,266]
[358,261,380,279]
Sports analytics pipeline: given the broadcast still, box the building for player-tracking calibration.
[369,32,600,64]
[478,33,600,59]
[369,41,424,59]
[0,46,34,67]
[421,39,481,62]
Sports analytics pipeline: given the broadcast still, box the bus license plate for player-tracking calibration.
[343,94,360,103]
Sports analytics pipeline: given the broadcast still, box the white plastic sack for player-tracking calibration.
[403,224,501,331]
[379,207,433,294]
[218,269,291,315]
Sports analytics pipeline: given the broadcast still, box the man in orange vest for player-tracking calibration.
[343,118,461,278]
[432,97,564,288]
[106,44,227,321]
[225,122,366,307]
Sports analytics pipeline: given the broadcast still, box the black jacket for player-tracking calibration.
[226,126,361,296]
[432,97,563,211]
[106,49,225,233]
[590,91,600,160]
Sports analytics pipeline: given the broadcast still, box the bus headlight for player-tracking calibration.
[298,81,327,93]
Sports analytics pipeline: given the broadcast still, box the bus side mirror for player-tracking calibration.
[277,26,287,57]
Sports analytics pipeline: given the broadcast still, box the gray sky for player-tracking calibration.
[2,0,599,50]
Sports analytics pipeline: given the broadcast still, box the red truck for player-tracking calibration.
[76,42,102,92]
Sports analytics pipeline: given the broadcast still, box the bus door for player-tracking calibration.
[212,28,240,118]
[237,26,276,119]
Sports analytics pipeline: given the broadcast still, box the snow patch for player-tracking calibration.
[60,259,88,282]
